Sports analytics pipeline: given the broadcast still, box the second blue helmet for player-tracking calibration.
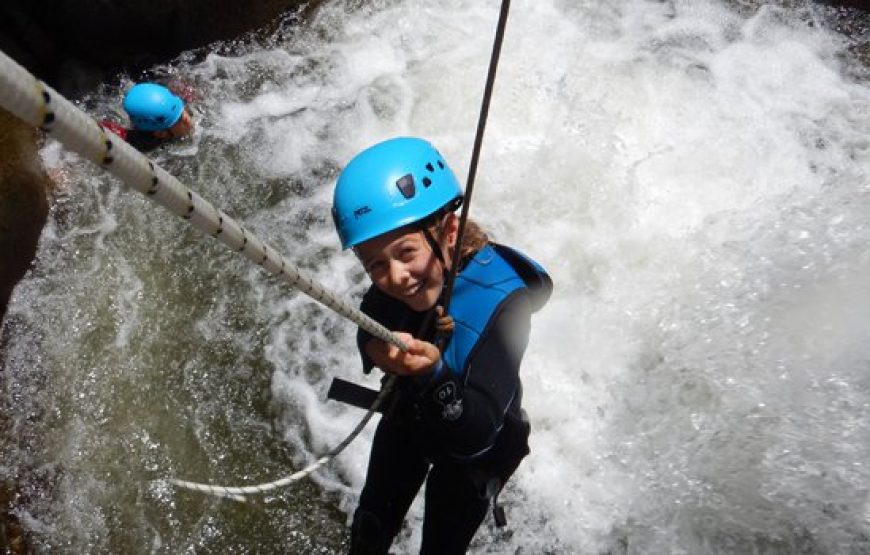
[123,83,184,132]
[332,137,464,249]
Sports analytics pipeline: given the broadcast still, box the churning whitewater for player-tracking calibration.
[4,0,870,552]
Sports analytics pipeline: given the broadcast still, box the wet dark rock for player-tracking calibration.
[0,0,320,97]
[818,0,870,9]
[0,108,49,329]
[726,0,869,17]
[721,1,870,81]
[0,107,47,553]
[0,483,29,555]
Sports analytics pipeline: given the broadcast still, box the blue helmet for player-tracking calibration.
[123,83,184,131]
[332,137,464,249]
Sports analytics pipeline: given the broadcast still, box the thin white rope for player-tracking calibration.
[0,48,406,352]
[0,47,402,498]
[168,455,331,500]
[166,374,395,500]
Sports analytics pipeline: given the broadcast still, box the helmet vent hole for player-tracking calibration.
[426,163,435,172]
[437,160,445,169]
[396,174,416,198]
[422,177,432,187]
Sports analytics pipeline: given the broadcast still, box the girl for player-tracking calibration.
[331,137,552,554]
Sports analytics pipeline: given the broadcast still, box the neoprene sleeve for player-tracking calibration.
[357,287,532,460]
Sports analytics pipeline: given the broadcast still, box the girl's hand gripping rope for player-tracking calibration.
[364,332,442,378]
[434,305,454,337]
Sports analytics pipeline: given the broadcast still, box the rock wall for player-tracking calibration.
[0,0,315,96]
[0,108,49,326]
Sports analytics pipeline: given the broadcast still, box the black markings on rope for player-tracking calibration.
[39,89,55,130]
[184,191,194,219]
[260,246,269,265]
[145,161,160,194]
[239,231,247,252]
[280,260,285,274]
[102,139,114,165]
[214,215,224,236]
[93,123,114,165]
[147,176,159,195]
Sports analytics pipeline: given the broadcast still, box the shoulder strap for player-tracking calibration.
[490,243,553,311]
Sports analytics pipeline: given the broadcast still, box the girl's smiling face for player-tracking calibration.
[356,214,458,312]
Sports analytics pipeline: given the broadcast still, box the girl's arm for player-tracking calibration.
[418,291,532,460]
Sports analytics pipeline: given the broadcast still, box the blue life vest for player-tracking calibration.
[441,244,552,376]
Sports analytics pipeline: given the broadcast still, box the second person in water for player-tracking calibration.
[102,82,195,153]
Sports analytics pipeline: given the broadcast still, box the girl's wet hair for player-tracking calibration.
[419,209,489,261]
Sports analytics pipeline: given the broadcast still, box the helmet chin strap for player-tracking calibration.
[421,227,448,268]
[423,225,448,279]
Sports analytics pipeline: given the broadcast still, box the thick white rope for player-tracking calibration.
[0,48,405,352]
[0,48,401,498]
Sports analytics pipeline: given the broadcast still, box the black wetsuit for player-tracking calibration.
[100,120,169,153]
[125,129,166,153]
[350,243,551,555]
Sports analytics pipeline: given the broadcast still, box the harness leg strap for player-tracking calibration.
[327,377,383,412]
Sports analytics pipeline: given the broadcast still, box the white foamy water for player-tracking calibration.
[4,0,870,553]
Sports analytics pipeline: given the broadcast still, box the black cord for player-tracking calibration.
[442,0,512,312]
[362,0,513,439]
